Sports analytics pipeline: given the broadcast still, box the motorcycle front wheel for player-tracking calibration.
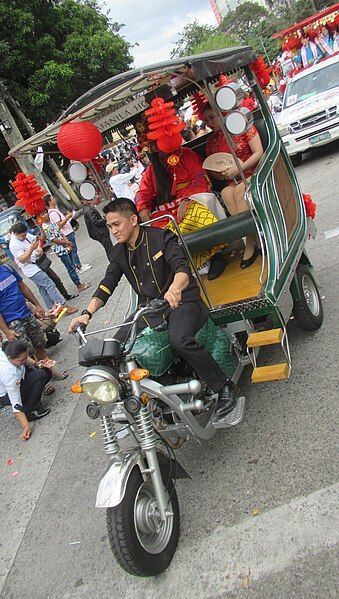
[106,466,180,576]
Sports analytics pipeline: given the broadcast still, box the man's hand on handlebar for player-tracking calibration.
[68,314,90,333]
[164,284,182,309]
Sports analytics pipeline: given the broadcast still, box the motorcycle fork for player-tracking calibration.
[130,378,171,522]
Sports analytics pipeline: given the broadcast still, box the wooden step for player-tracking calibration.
[251,363,290,383]
[247,328,284,348]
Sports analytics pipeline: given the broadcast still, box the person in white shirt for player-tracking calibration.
[0,339,52,440]
[107,161,138,201]
[44,194,92,274]
[9,222,78,314]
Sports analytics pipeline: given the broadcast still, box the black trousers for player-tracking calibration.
[0,367,52,414]
[117,301,228,393]
[44,266,69,299]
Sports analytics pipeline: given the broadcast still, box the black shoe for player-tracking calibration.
[27,406,51,421]
[215,380,237,417]
[240,245,259,269]
[64,293,79,300]
[208,253,228,280]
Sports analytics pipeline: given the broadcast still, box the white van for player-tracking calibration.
[277,54,339,166]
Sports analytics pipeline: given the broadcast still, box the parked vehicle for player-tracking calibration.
[277,54,339,166]
[9,47,324,577]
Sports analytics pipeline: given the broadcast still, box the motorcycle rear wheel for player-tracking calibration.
[106,466,180,576]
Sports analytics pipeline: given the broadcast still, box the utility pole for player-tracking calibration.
[0,92,47,191]
[0,81,81,208]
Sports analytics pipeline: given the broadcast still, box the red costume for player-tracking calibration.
[205,126,259,178]
[135,147,211,216]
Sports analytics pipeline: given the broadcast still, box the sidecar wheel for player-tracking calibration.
[293,264,323,331]
[106,467,180,577]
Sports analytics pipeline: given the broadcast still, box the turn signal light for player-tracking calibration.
[129,368,149,381]
[70,381,83,393]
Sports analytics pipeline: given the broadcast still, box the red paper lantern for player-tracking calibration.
[12,172,47,217]
[145,98,185,153]
[57,121,103,162]
[157,133,184,153]
[249,55,272,89]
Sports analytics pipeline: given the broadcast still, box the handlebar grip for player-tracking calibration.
[148,298,168,310]
[74,323,87,334]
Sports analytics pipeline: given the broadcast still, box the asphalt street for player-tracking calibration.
[1,141,338,599]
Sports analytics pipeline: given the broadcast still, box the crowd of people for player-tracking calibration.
[0,194,94,439]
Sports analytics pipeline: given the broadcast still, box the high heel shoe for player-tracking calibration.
[240,245,259,269]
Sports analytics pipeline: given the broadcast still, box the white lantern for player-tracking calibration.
[79,181,97,200]
[225,107,254,136]
[68,161,87,184]
[215,83,245,111]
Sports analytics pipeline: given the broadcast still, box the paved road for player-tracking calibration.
[1,141,338,599]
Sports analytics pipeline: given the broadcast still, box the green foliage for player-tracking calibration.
[192,31,239,54]
[170,21,216,58]
[0,0,133,128]
[220,2,268,44]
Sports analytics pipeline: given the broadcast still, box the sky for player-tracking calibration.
[102,0,217,67]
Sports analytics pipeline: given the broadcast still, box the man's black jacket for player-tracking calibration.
[93,226,202,307]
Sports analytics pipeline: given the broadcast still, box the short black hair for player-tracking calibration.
[2,339,28,359]
[11,221,27,234]
[44,194,52,207]
[103,198,138,218]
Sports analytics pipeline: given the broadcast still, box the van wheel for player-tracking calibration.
[293,264,323,331]
[291,153,302,167]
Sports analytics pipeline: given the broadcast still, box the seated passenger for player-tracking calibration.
[135,144,227,280]
[203,103,264,269]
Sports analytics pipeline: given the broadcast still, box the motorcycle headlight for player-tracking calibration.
[81,369,120,405]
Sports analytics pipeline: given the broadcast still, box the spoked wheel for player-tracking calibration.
[293,263,323,331]
[106,467,180,576]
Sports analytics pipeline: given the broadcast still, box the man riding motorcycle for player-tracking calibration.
[69,197,237,416]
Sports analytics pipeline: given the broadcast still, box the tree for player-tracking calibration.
[0,0,133,128]
[170,21,217,58]
[191,31,239,55]
[220,2,269,44]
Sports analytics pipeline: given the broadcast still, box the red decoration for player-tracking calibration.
[191,92,207,120]
[145,98,185,153]
[12,172,46,216]
[215,74,234,88]
[57,121,102,162]
[249,55,272,89]
[302,193,317,219]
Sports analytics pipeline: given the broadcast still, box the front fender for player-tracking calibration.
[95,449,143,509]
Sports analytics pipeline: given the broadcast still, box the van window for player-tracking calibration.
[283,62,339,108]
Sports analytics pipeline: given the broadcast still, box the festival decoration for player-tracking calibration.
[12,172,46,216]
[249,55,272,89]
[302,193,317,219]
[215,74,234,88]
[191,92,207,120]
[57,121,102,162]
[145,98,185,153]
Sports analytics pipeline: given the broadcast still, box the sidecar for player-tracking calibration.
[9,47,323,385]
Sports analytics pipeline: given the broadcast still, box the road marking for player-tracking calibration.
[325,227,339,239]
[63,483,339,599]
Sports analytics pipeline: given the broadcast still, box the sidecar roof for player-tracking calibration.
[9,46,256,157]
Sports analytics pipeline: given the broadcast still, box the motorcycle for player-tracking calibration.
[73,298,246,577]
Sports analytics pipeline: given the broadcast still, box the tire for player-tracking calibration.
[293,263,323,331]
[291,153,302,167]
[106,466,180,576]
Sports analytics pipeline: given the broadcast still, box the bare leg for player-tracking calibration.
[233,183,256,259]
